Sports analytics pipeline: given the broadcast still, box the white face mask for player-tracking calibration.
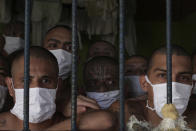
[145,75,192,118]
[125,75,146,98]
[0,85,8,111]
[192,74,196,94]
[50,49,72,80]
[10,87,56,123]
[4,36,24,54]
[86,90,120,109]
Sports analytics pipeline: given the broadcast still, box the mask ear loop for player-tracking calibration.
[145,75,156,111]
[145,75,153,86]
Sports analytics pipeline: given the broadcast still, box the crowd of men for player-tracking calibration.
[0,21,195,130]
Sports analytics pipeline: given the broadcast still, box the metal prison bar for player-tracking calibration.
[119,0,125,131]
[71,0,78,130]
[166,0,172,104]
[23,0,31,130]
[21,0,173,131]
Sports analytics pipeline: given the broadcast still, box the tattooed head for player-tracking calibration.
[84,56,119,92]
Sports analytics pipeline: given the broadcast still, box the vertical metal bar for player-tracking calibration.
[119,0,125,130]
[71,0,78,130]
[23,0,31,131]
[166,0,172,104]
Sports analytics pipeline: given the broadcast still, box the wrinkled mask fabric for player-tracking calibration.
[86,90,120,109]
[125,75,146,98]
[4,36,24,54]
[10,85,57,123]
[0,85,7,111]
[145,75,192,118]
[50,49,72,80]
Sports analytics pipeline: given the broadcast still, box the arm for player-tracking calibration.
[78,110,118,131]
[61,95,100,117]
[47,119,71,130]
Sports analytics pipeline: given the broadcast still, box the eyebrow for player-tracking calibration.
[179,72,192,75]
[47,39,60,44]
[63,41,72,45]
[153,68,192,75]
[153,68,167,73]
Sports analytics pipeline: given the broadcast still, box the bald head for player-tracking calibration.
[11,46,58,76]
[84,56,119,92]
[148,45,190,73]
[125,55,147,75]
[88,40,116,58]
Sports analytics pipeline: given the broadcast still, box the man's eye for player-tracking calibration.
[48,43,57,48]
[179,76,191,81]
[158,73,166,78]
[42,79,50,84]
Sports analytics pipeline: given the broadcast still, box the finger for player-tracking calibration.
[78,95,97,104]
[77,106,86,114]
[77,99,100,109]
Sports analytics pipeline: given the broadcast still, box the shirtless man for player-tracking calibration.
[0,46,117,130]
[110,45,196,129]
[43,25,100,118]
[125,55,148,99]
[84,56,119,109]
[88,40,116,58]
[0,46,64,130]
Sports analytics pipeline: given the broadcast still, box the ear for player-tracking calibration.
[5,77,15,98]
[139,75,149,92]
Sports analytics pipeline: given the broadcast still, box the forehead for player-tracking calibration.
[44,28,71,43]
[91,42,114,50]
[150,53,192,74]
[125,57,147,66]
[13,56,58,77]
[86,63,118,77]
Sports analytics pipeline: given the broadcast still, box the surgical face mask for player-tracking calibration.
[192,74,196,94]
[4,36,24,54]
[10,86,56,123]
[50,49,72,80]
[0,85,8,111]
[86,90,119,109]
[125,75,146,98]
[145,75,192,118]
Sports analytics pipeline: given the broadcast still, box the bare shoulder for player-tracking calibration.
[0,112,14,129]
[125,99,146,121]
[108,99,146,122]
[185,109,196,129]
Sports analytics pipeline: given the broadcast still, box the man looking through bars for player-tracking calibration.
[110,45,196,130]
[87,40,117,59]
[0,46,117,130]
[43,25,100,118]
[124,55,147,99]
[83,56,120,109]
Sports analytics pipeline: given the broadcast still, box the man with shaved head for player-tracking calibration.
[125,55,148,99]
[84,56,119,109]
[43,25,102,120]
[88,40,117,58]
[110,45,196,130]
[0,46,117,130]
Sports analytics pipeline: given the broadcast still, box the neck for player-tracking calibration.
[145,100,162,127]
[17,117,53,130]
